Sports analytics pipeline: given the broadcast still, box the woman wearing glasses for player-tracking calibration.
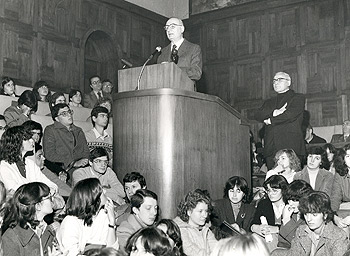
[2,182,59,256]
[251,175,288,243]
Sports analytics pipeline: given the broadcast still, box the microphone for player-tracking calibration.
[121,58,133,68]
[136,46,162,90]
[148,46,162,60]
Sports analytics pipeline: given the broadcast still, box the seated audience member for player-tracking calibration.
[82,247,120,256]
[43,103,89,170]
[211,176,255,236]
[251,175,288,238]
[157,219,185,256]
[117,189,158,248]
[304,125,326,144]
[331,120,350,143]
[22,120,43,144]
[33,143,71,198]
[322,143,336,174]
[85,75,105,109]
[72,147,125,205]
[115,172,147,225]
[2,182,59,256]
[57,178,118,256]
[68,89,83,108]
[102,80,113,100]
[266,149,301,183]
[174,189,218,256]
[48,92,66,113]
[4,90,37,127]
[271,191,349,256]
[125,227,173,256]
[0,126,58,195]
[293,147,333,196]
[32,80,52,102]
[278,180,313,248]
[0,114,6,138]
[1,76,17,97]
[210,233,270,256]
[84,106,113,165]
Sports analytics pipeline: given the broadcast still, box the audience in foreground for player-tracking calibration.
[272,191,349,256]
[157,219,185,256]
[2,182,58,256]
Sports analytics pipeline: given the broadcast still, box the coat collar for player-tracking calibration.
[11,224,55,247]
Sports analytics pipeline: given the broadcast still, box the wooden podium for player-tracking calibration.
[118,62,194,92]
[114,64,250,218]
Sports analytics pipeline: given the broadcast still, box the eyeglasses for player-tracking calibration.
[93,159,108,165]
[103,83,113,88]
[40,85,48,89]
[41,192,55,202]
[273,77,290,83]
[58,109,74,117]
[92,80,101,85]
[164,23,182,31]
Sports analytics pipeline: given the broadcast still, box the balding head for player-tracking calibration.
[164,17,185,43]
[273,72,291,94]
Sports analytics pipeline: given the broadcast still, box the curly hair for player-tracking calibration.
[223,176,250,203]
[125,227,173,256]
[177,189,212,223]
[157,219,185,256]
[0,126,33,164]
[307,146,330,170]
[273,149,301,172]
[3,182,50,230]
[66,178,103,226]
[299,191,334,223]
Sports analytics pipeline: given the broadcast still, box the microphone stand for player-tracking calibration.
[136,57,152,90]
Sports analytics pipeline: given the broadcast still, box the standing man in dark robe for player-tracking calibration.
[254,72,305,169]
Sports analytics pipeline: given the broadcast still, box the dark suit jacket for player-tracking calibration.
[84,90,105,109]
[211,198,255,232]
[254,89,306,158]
[293,166,334,196]
[157,39,202,81]
[331,134,350,143]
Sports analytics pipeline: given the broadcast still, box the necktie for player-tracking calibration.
[171,45,179,64]
[97,91,102,99]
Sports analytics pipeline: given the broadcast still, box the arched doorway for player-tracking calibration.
[84,30,118,94]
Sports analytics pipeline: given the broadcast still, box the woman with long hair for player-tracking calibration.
[0,126,58,195]
[174,189,217,256]
[157,219,185,256]
[68,89,83,108]
[2,182,58,256]
[1,76,17,97]
[56,178,118,256]
[265,149,301,183]
[32,81,52,102]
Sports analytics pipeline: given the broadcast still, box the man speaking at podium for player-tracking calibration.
[157,17,202,89]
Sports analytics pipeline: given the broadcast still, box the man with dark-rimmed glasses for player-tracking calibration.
[43,103,90,175]
[255,72,305,169]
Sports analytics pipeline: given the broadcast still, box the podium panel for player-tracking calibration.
[118,62,194,92]
[113,89,250,218]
